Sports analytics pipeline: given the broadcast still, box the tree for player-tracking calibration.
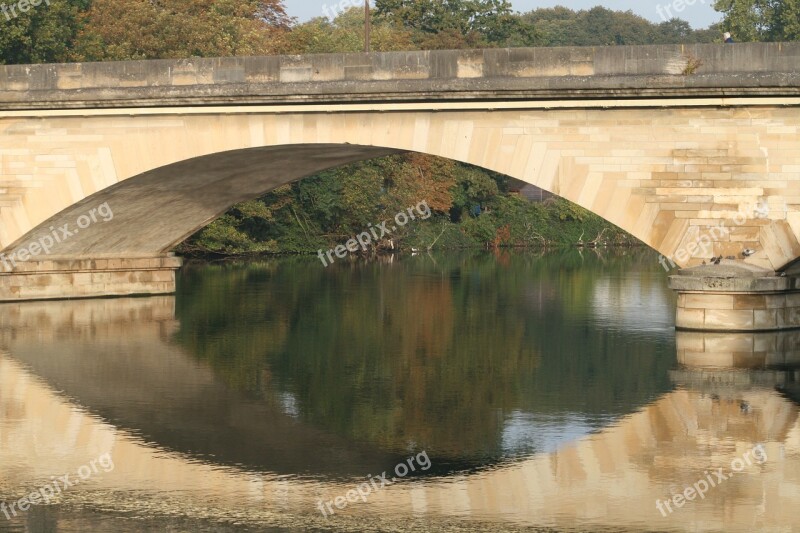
[374,0,515,49]
[714,0,800,41]
[285,8,415,54]
[520,6,716,47]
[73,0,292,61]
[0,0,89,65]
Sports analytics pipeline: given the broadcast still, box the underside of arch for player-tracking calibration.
[2,144,402,258]
[3,141,800,273]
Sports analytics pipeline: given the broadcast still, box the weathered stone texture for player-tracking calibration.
[0,256,180,301]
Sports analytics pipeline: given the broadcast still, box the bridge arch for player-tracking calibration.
[2,106,799,271]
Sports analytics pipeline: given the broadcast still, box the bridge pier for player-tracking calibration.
[669,263,800,332]
[0,255,181,302]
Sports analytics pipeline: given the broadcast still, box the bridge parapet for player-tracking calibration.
[1,43,799,109]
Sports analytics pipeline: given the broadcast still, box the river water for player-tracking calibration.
[0,249,798,532]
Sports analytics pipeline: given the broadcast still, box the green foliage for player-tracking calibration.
[185,214,278,254]
[179,153,640,256]
[521,6,718,47]
[0,0,291,64]
[375,0,512,36]
[282,2,718,54]
[3,0,772,66]
[449,166,500,221]
[284,6,417,54]
[0,0,88,64]
[73,0,291,61]
[714,0,800,41]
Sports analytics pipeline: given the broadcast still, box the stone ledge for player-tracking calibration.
[0,256,182,302]
[1,43,799,109]
[670,277,795,292]
[1,75,799,111]
[0,256,182,274]
[669,261,797,293]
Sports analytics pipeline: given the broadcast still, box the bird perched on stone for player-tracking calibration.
[742,249,756,257]
[712,256,722,265]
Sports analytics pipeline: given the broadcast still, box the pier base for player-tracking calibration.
[669,262,800,332]
[0,256,182,302]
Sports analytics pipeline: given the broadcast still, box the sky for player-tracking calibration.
[284,1,722,29]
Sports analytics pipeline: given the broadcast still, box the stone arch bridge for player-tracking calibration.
[0,43,799,329]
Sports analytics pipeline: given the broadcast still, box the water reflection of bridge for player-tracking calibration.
[1,298,799,531]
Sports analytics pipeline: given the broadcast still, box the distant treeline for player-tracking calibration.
[3,0,797,66]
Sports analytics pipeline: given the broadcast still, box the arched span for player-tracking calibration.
[0,144,402,257]
[1,107,799,269]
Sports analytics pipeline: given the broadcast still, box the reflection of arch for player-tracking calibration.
[0,282,656,473]
[2,104,800,270]
[2,338,800,530]
[0,296,406,478]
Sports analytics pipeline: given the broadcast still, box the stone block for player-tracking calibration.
[766,295,787,309]
[734,295,767,310]
[677,307,705,329]
[684,294,734,310]
[0,256,180,302]
[754,309,778,329]
[704,309,755,331]
[787,307,800,327]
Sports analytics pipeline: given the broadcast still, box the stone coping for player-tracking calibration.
[669,262,798,293]
[676,261,776,278]
[669,275,797,293]
[1,43,799,109]
[0,256,181,302]
[0,256,182,275]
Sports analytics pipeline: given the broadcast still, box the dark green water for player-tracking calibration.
[1,250,797,532]
[174,250,676,470]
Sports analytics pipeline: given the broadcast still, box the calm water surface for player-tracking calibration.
[0,250,798,532]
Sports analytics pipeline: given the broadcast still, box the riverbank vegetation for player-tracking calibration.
[177,155,639,256]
